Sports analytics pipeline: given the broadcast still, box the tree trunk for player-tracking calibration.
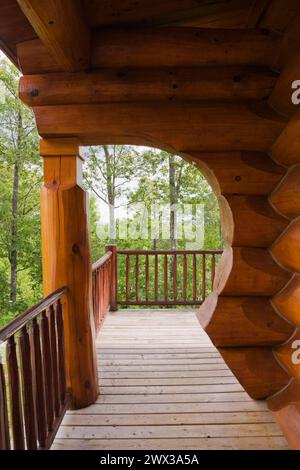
[108,201,116,242]
[169,155,178,283]
[103,145,116,243]
[169,155,177,250]
[10,160,19,305]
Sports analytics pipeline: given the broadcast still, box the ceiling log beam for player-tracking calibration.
[16,0,90,72]
[17,27,281,74]
[31,101,285,151]
[19,66,277,107]
[92,27,280,68]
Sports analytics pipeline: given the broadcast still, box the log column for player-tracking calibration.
[40,138,98,409]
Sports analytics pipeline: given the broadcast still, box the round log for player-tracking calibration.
[270,165,300,219]
[197,293,293,347]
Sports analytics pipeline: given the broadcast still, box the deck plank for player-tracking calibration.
[52,309,288,450]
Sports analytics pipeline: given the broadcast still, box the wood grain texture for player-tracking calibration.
[270,165,300,219]
[272,275,300,325]
[16,25,281,75]
[268,379,300,450]
[40,140,98,409]
[272,219,300,272]
[84,0,263,29]
[189,152,285,195]
[272,110,300,165]
[19,66,277,107]
[52,309,287,450]
[92,27,280,68]
[215,247,290,296]
[226,195,288,247]
[198,293,294,347]
[32,102,285,151]
[259,0,300,34]
[17,0,90,72]
[219,347,290,399]
[17,38,60,75]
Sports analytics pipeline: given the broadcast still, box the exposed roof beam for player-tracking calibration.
[17,27,280,74]
[16,0,90,72]
[92,27,280,68]
[19,66,277,107]
[32,101,285,151]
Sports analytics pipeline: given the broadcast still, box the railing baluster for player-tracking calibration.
[41,310,54,431]
[99,268,103,326]
[49,305,60,417]
[202,253,206,301]
[115,249,223,306]
[0,362,10,450]
[56,299,67,407]
[96,270,100,327]
[103,263,107,323]
[7,335,25,450]
[135,254,139,302]
[154,253,158,301]
[193,253,197,302]
[164,254,168,301]
[126,254,130,301]
[92,273,96,319]
[173,254,178,301]
[92,251,113,329]
[183,254,187,301]
[211,254,216,290]
[145,254,149,302]
[32,318,47,449]
[19,325,37,450]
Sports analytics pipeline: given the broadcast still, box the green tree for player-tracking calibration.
[0,57,42,323]
[84,145,143,243]
[127,149,223,250]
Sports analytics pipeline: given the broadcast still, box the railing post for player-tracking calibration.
[106,244,118,311]
[40,138,98,410]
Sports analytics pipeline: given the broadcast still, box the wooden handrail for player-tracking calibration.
[117,249,223,255]
[92,251,112,272]
[0,288,69,450]
[91,247,223,312]
[117,249,223,307]
[0,287,67,342]
[92,247,116,331]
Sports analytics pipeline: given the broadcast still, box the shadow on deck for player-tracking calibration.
[53,309,288,450]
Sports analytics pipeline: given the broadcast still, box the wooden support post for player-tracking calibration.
[106,245,118,311]
[40,138,98,409]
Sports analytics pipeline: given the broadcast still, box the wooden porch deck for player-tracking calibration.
[53,309,288,450]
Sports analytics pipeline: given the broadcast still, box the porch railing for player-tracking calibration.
[92,245,117,332]
[116,249,223,306]
[92,246,222,320]
[0,288,68,450]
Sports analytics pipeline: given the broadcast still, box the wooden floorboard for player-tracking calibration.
[52,309,288,450]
